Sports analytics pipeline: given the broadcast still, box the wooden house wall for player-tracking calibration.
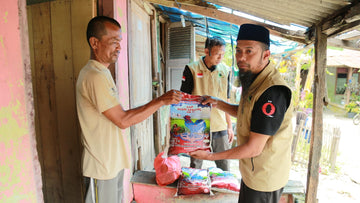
[129,0,156,171]
[27,0,95,202]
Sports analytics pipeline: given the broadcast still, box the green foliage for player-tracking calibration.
[293,194,305,203]
[350,92,360,102]
[345,101,360,113]
[299,48,314,71]
[223,43,236,68]
[301,63,311,70]
[171,118,211,134]
[326,68,334,76]
[344,92,360,113]
[299,91,313,109]
[292,88,300,110]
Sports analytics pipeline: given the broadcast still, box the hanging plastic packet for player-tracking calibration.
[168,92,211,156]
[176,167,211,195]
[208,167,240,193]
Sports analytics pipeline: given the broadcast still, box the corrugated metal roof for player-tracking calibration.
[207,0,352,28]
[148,0,360,49]
[206,0,360,41]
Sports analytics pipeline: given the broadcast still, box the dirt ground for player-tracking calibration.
[180,107,360,202]
[293,108,360,203]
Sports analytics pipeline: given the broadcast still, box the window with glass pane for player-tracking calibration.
[336,73,347,94]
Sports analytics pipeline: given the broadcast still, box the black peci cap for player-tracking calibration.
[237,24,270,46]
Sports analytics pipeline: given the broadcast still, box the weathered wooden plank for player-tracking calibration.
[98,0,114,17]
[50,0,83,202]
[330,127,341,172]
[305,25,326,203]
[129,0,155,170]
[71,0,94,78]
[345,67,353,104]
[159,22,170,153]
[98,0,116,81]
[326,20,360,38]
[29,2,64,201]
[327,38,360,51]
[27,0,55,5]
[150,9,163,155]
[70,0,95,200]
[321,2,360,35]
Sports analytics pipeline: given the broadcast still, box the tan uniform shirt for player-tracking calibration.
[187,58,230,132]
[76,60,130,180]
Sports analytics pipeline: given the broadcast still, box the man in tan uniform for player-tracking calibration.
[180,36,234,171]
[190,24,293,203]
[76,16,181,203]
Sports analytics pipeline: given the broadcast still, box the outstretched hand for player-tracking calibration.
[189,150,213,160]
[158,89,182,105]
[201,96,218,107]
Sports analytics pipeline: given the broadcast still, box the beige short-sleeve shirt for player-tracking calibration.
[76,60,130,180]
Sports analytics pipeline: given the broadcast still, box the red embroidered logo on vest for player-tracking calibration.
[262,102,275,117]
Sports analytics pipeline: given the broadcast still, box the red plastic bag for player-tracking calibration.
[154,151,181,186]
[177,167,211,195]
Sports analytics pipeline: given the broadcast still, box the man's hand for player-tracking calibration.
[227,127,234,144]
[201,95,218,107]
[157,89,182,105]
[189,150,213,160]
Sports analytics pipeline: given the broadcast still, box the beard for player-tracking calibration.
[237,54,265,92]
[239,70,256,92]
[237,62,257,92]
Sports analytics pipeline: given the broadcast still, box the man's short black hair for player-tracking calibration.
[86,16,121,46]
[205,36,226,50]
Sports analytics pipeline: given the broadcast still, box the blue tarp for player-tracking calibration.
[157,5,300,54]
[158,5,238,43]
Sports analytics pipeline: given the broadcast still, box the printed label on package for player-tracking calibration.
[168,93,211,155]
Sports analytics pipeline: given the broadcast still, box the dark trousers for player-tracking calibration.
[238,180,284,203]
[190,131,230,171]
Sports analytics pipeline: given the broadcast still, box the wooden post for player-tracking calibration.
[345,67,353,104]
[305,25,327,203]
[151,9,162,155]
[330,127,341,172]
[98,0,116,81]
[291,119,304,162]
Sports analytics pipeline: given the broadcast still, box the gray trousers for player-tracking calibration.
[190,131,230,171]
[84,169,125,203]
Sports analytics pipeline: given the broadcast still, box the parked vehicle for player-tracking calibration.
[354,112,360,125]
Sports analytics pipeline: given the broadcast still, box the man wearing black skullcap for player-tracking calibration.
[190,24,293,203]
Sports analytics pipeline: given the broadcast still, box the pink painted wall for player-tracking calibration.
[0,0,43,202]
[114,1,133,202]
